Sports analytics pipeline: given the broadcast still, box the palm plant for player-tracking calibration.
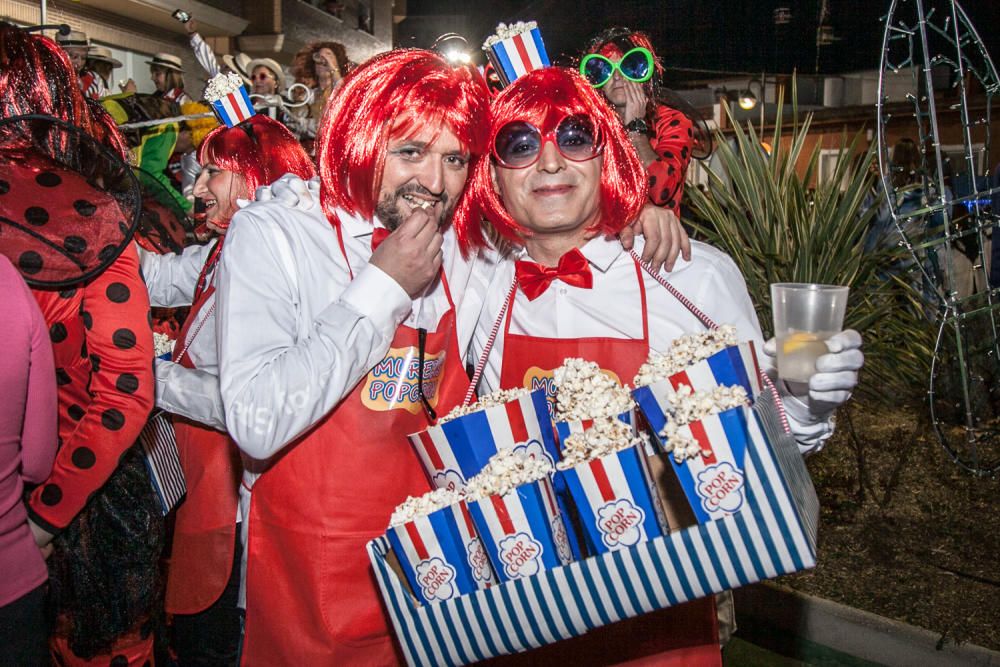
[687,91,934,404]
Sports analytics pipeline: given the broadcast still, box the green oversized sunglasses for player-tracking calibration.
[579,47,655,88]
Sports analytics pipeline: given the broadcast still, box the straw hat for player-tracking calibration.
[87,46,122,69]
[246,57,287,91]
[56,30,90,48]
[146,52,185,72]
[221,52,253,85]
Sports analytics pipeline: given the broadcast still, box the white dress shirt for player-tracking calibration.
[141,241,227,431]
[214,200,495,465]
[470,236,833,454]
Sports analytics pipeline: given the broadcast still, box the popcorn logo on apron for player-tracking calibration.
[522,366,623,419]
[498,532,544,579]
[415,556,458,602]
[696,462,745,514]
[596,498,646,549]
[465,539,492,585]
[362,346,445,413]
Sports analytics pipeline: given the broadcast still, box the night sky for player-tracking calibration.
[399,0,1000,86]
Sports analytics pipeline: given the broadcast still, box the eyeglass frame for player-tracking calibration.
[490,114,605,170]
[579,46,655,89]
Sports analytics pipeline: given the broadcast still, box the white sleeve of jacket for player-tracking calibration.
[155,359,227,431]
[215,209,411,460]
[190,32,220,78]
[140,241,216,308]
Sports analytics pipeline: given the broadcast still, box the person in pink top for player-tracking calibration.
[0,255,58,666]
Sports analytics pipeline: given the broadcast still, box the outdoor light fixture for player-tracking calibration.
[737,78,764,110]
[432,32,472,66]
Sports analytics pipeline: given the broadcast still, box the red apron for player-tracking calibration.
[496,258,721,667]
[240,238,469,666]
[165,243,243,615]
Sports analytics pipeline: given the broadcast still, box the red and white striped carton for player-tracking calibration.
[409,389,560,492]
[466,477,572,583]
[556,445,667,555]
[386,500,496,606]
[635,342,762,412]
[554,409,638,451]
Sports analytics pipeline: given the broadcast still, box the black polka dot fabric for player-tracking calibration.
[112,328,136,349]
[35,171,62,187]
[40,484,62,506]
[647,105,695,214]
[71,447,96,469]
[116,373,139,394]
[24,206,49,226]
[50,322,68,343]
[73,199,97,217]
[101,409,125,431]
[106,282,130,303]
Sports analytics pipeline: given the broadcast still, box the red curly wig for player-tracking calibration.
[315,48,490,226]
[455,66,646,251]
[198,114,316,229]
[0,22,127,160]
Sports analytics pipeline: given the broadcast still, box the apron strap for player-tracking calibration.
[463,276,518,406]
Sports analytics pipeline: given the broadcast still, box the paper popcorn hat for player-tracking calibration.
[481,21,550,87]
[203,72,255,128]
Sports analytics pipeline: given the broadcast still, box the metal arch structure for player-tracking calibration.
[877,0,1000,475]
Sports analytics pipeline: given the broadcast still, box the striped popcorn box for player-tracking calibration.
[657,406,753,524]
[204,72,255,128]
[557,445,667,555]
[482,24,550,87]
[467,477,572,582]
[554,409,636,449]
[386,501,496,605]
[638,343,763,407]
[409,389,559,492]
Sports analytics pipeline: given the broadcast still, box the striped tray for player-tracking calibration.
[368,390,818,666]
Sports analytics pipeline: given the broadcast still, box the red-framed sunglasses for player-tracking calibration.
[492,114,604,169]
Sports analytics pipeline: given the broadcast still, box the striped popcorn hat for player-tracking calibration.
[557,445,667,555]
[481,21,551,88]
[203,72,255,128]
[467,477,572,582]
[386,500,496,605]
[409,389,560,492]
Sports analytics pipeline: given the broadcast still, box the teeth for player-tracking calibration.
[402,194,433,210]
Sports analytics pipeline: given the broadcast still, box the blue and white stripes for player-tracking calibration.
[369,391,818,665]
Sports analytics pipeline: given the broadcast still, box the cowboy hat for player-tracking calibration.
[145,52,184,72]
[56,30,90,48]
[246,57,287,91]
[87,46,123,69]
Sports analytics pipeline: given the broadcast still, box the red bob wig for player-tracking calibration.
[198,114,316,227]
[455,66,646,251]
[315,49,490,225]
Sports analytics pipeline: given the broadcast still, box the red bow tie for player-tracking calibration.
[370,227,390,251]
[514,248,593,301]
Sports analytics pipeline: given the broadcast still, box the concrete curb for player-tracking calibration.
[733,583,1000,666]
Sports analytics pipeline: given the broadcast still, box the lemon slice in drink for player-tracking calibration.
[782,332,819,354]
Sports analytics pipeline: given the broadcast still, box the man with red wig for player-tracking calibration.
[456,65,864,664]
[216,48,687,664]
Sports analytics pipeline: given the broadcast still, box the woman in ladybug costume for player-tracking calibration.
[141,110,314,665]
[0,23,161,666]
[581,27,711,216]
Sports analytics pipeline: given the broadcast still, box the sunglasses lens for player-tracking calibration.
[620,49,653,82]
[583,57,613,87]
[556,116,600,161]
[495,122,542,168]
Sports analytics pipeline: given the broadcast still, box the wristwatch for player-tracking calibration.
[624,118,651,136]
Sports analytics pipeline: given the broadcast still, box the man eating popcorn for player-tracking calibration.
[215,50,687,665]
[453,65,865,664]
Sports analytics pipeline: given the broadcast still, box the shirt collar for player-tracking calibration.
[517,235,625,274]
[336,207,387,240]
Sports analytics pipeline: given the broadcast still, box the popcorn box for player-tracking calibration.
[636,387,752,523]
[386,501,497,606]
[409,390,560,492]
[636,343,763,408]
[210,85,255,128]
[554,409,636,448]
[466,477,572,583]
[369,389,818,665]
[483,26,550,87]
[557,445,667,555]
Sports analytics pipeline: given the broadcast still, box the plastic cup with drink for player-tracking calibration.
[770,283,849,383]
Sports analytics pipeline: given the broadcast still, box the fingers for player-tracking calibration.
[236,197,252,209]
[809,370,859,394]
[253,185,272,201]
[637,208,661,264]
[763,338,777,357]
[400,209,436,241]
[815,348,865,373]
[619,223,637,250]
[824,329,863,353]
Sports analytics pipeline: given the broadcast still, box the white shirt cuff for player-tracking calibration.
[339,263,412,332]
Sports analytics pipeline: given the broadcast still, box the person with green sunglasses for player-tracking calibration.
[582,27,703,217]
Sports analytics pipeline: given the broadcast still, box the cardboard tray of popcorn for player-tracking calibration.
[370,357,819,666]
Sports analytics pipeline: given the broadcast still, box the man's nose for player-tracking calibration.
[417,157,445,195]
[536,140,566,173]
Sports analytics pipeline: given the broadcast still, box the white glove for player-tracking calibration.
[764,329,865,424]
[244,173,321,211]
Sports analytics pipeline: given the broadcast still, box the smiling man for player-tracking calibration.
[457,66,865,663]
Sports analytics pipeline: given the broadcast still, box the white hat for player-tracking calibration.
[221,52,253,85]
[56,30,90,49]
[246,57,287,91]
[87,46,122,69]
[146,52,185,72]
